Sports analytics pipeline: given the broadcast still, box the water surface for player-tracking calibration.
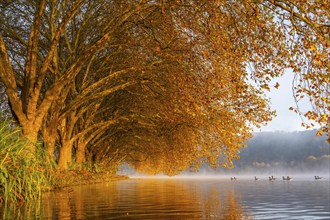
[2,177,329,219]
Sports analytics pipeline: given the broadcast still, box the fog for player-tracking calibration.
[120,130,329,179]
[188,130,329,179]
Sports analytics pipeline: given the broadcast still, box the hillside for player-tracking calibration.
[196,130,330,175]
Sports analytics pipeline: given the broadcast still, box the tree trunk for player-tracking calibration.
[44,132,56,161]
[57,111,77,170]
[21,125,38,156]
[43,121,57,161]
[76,138,86,166]
[57,141,73,170]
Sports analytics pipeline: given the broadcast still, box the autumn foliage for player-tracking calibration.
[0,0,329,175]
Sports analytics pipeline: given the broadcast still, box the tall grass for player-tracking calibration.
[0,116,53,204]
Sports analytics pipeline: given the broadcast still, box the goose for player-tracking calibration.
[255,176,259,181]
[282,176,292,181]
[269,176,276,181]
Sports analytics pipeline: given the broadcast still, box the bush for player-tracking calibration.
[0,117,52,204]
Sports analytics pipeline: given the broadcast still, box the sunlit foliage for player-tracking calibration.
[0,0,329,175]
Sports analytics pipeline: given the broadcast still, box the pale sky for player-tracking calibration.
[256,71,313,132]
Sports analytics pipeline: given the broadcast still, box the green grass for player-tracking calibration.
[0,116,53,204]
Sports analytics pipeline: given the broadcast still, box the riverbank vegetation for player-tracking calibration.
[0,0,329,203]
[0,116,51,203]
[0,116,127,203]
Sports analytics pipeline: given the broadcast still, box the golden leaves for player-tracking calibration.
[316,130,323,136]
[2,0,329,174]
[310,45,316,51]
[260,84,270,92]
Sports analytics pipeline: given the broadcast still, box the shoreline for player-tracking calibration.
[51,170,129,191]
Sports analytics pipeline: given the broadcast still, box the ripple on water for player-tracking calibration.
[1,178,329,219]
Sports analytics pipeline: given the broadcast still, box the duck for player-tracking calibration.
[315,176,323,180]
[230,177,237,181]
[269,176,276,181]
[254,176,259,181]
[282,176,292,181]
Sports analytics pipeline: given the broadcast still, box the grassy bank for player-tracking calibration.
[0,117,52,204]
[0,117,127,204]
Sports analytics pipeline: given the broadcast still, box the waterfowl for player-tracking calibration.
[254,176,259,181]
[230,177,237,181]
[315,176,323,180]
[269,176,276,181]
[282,176,292,181]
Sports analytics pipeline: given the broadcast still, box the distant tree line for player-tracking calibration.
[233,130,329,173]
[192,130,329,174]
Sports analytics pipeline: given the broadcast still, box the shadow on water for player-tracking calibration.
[0,179,251,219]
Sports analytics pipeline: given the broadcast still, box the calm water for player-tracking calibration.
[2,177,330,219]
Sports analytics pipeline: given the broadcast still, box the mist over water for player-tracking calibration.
[120,130,330,179]
[173,130,330,180]
[128,172,330,181]
[117,130,330,219]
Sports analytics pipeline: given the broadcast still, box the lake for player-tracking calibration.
[2,177,330,219]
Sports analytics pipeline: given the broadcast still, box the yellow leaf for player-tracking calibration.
[310,45,316,51]
[316,130,323,136]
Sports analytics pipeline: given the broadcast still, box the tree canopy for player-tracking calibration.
[0,0,329,174]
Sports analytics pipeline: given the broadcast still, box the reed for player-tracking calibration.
[0,116,53,204]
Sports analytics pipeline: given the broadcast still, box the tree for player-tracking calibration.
[0,0,157,154]
[258,1,330,139]
[96,5,274,174]
[0,0,329,173]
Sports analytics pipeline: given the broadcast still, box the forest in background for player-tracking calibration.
[193,130,329,175]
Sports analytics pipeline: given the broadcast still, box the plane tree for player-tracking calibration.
[87,5,275,175]
[0,0,158,154]
[0,0,329,173]
[110,0,330,173]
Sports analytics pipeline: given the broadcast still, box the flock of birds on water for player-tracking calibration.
[229,176,324,181]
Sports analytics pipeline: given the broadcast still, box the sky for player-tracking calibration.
[256,72,313,132]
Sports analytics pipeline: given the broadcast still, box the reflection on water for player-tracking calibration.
[1,178,329,219]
